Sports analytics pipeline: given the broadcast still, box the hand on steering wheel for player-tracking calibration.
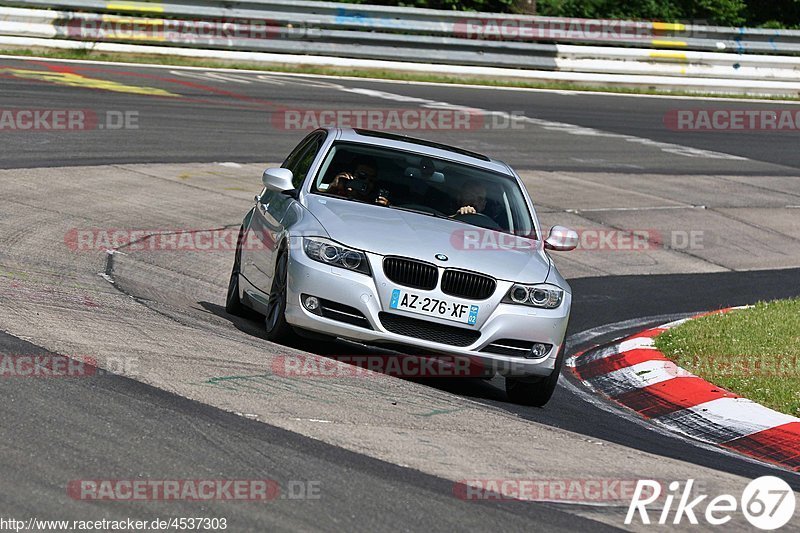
[454,205,477,216]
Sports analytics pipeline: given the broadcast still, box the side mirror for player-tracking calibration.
[262,168,294,192]
[544,225,578,251]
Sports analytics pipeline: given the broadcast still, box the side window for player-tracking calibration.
[283,132,324,189]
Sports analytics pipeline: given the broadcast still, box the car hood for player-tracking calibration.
[304,196,550,283]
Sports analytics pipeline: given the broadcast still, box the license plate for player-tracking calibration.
[389,288,479,325]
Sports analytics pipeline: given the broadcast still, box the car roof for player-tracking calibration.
[331,128,514,176]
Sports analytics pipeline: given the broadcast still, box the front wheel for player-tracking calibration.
[505,344,565,407]
[264,249,295,343]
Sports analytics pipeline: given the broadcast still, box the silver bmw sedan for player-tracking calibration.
[226,128,578,406]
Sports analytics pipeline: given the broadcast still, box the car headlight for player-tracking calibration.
[503,283,563,309]
[303,237,371,276]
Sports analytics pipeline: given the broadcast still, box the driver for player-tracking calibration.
[453,181,487,216]
[327,155,389,206]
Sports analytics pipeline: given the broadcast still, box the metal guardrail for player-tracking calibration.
[0,6,562,69]
[2,1,800,94]
[7,0,800,54]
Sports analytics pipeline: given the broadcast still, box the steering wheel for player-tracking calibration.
[453,212,503,231]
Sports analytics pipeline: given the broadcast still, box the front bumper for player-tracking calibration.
[284,245,571,378]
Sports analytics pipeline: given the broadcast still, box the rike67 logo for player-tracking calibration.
[626,477,796,530]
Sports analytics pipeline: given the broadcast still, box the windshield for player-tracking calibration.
[311,142,535,237]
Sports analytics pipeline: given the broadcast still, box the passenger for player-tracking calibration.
[327,155,389,206]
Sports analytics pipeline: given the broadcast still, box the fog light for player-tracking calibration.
[527,343,549,359]
[303,295,320,311]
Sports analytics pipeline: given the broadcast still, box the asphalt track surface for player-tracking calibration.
[1,56,800,174]
[1,56,800,531]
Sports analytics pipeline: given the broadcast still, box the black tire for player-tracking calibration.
[225,226,247,316]
[505,344,566,407]
[264,249,295,343]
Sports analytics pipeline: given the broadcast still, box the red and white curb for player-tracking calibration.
[567,309,800,472]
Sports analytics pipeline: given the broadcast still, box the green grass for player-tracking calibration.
[655,299,800,417]
[2,46,799,101]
